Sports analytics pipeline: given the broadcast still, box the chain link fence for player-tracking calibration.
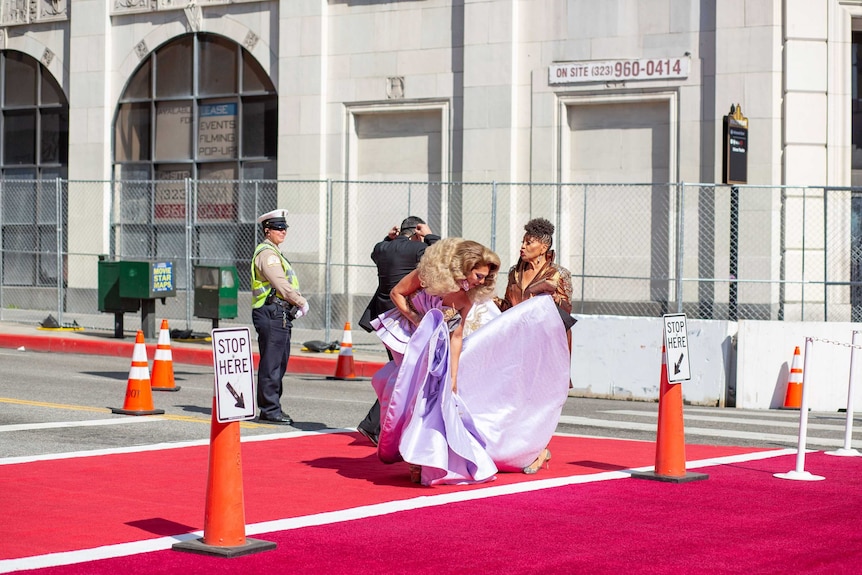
[2,180,861,340]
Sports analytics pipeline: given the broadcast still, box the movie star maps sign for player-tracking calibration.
[663,314,691,384]
[212,327,256,423]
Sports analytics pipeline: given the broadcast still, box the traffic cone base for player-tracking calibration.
[631,345,708,483]
[628,469,709,483]
[327,322,357,380]
[110,406,165,416]
[172,536,276,558]
[781,346,803,409]
[152,319,181,392]
[110,330,165,416]
[173,399,275,557]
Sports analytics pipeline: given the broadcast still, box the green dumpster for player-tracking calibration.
[193,265,238,328]
[97,258,176,338]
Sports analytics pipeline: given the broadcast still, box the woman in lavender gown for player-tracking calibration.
[371,238,571,485]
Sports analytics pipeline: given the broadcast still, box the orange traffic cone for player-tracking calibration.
[110,331,165,416]
[631,345,708,483]
[327,322,356,380]
[172,399,276,557]
[152,319,180,392]
[781,346,803,409]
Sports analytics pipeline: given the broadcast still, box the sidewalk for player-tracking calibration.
[0,317,388,378]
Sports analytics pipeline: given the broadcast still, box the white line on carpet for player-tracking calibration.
[557,415,859,448]
[601,410,852,431]
[0,447,797,574]
[0,428,352,466]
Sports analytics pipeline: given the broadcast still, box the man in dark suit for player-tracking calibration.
[357,216,440,445]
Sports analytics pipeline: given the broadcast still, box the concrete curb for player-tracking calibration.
[0,332,387,378]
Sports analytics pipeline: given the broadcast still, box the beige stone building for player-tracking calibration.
[0,1,860,322]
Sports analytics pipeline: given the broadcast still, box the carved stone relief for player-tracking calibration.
[0,0,263,23]
[112,0,261,15]
[0,0,66,24]
[387,77,404,100]
[40,0,66,20]
[159,0,192,10]
[243,30,258,52]
[113,0,155,14]
[2,0,31,25]
[134,40,148,60]
[0,0,263,28]
[183,2,200,32]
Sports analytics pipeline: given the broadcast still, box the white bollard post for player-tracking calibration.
[775,338,825,481]
[826,330,861,457]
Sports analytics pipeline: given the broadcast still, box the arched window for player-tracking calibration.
[113,33,277,286]
[0,50,68,287]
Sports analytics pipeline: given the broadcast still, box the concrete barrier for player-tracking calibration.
[570,315,736,407]
[570,315,862,412]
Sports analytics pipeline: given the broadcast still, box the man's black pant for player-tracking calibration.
[358,349,392,437]
[252,303,292,418]
[358,400,380,437]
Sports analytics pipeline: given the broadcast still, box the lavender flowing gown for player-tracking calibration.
[371,292,570,485]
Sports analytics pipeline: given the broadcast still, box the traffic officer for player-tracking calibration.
[251,209,309,425]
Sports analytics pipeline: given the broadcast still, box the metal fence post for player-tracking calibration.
[108,180,115,259]
[490,181,497,252]
[801,186,807,320]
[823,188,828,321]
[729,184,739,320]
[56,177,64,325]
[579,184,588,314]
[778,187,785,320]
[675,182,684,313]
[555,181,562,263]
[325,179,333,342]
[0,179,3,320]
[185,178,194,329]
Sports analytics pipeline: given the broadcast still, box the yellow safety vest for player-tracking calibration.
[251,242,299,309]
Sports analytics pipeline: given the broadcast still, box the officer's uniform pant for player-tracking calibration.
[252,303,292,418]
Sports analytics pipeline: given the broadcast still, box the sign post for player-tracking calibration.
[723,103,748,321]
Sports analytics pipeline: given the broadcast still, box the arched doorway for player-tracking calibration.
[0,50,68,287]
[113,32,277,288]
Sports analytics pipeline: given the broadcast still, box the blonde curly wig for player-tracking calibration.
[417,237,500,302]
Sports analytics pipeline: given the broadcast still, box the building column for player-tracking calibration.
[67,0,112,295]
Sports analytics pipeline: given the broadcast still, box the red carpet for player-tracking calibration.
[4,433,859,574]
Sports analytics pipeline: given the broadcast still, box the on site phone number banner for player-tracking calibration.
[549,57,690,85]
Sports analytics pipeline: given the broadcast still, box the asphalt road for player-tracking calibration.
[1,347,859,459]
